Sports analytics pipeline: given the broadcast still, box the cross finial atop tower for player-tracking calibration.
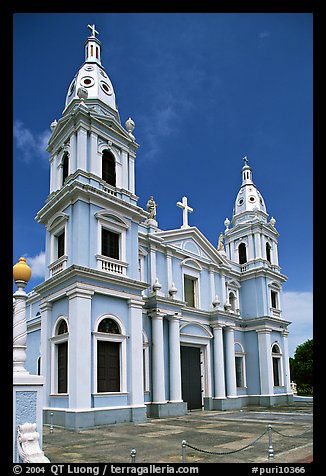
[88,24,99,38]
[177,196,193,229]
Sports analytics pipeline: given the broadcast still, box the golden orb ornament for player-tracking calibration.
[13,257,32,283]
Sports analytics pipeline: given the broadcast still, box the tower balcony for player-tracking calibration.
[96,254,128,276]
[239,260,281,273]
[48,255,68,277]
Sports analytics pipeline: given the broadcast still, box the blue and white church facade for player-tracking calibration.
[24,26,293,430]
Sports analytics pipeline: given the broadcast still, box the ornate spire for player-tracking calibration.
[85,24,101,64]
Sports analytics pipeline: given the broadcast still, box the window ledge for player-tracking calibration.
[92,392,128,396]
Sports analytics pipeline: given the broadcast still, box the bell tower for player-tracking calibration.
[36,25,146,280]
[224,158,287,319]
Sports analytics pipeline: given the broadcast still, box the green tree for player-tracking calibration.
[289,339,313,395]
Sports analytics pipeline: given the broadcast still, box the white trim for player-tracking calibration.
[95,212,128,273]
[234,341,247,388]
[180,322,213,401]
[271,342,284,387]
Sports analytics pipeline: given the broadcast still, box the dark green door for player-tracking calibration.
[181,346,202,410]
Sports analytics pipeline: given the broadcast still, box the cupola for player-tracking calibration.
[64,24,117,112]
[232,157,268,225]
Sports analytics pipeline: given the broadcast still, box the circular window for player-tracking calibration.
[68,79,76,96]
[248,196,256,203]
[84,65,94,71]
[100,80,112,95]
[238,198,244,206]
[80,76,95,88]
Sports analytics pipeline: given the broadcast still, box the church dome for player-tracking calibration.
[65,25,117,112]
[232,158,268,224]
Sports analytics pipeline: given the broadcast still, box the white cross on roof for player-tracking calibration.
[88,24,99,38]
[177,196,193,229]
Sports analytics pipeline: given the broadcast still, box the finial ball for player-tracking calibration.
[13,257,32,283]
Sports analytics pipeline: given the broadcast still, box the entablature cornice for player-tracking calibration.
[36,175,146,225]
[34,264,149,298]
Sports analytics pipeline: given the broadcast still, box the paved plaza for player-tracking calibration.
[43,402,313,464]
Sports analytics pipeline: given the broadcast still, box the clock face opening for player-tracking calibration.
[248,196,256,203]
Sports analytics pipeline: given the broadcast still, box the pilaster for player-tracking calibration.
[128,299,145,408]
[257,328,273,395]
[224,326,237,397]
[66,286,94,408]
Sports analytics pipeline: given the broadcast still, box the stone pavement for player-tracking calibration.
[43,402,313,464]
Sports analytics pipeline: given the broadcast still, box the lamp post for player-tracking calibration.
[13,257,32,374]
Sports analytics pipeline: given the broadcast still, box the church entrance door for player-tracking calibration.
[181,346,202,410]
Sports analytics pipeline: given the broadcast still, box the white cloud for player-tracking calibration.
[14,120,51,163]
[282,291,313,357]
[25,251,46,279]
[258,31,271,40]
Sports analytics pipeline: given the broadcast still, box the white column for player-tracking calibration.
[149,246,157,287]
[128,299,145,407]
[224,326,237,397]
[254,233,262,259]
[248,234,255,261]
[13,285,29,374]
[67,287,94,408]
[166,251,173,291]
[89,132,99,176]
[281,330,292,393]
[220,273,227,307]
[76,127,87,171]
[257,329,273,395]
[272,241,279,266]
[212,325,226,398]
[128,155,135,194]
[39,301,52,406]
[49,156,55,193]
[121,151,129,190]
[168,315,182,402]
[209,267,216,307]
[151,313,166,403]
[70,132,77,174]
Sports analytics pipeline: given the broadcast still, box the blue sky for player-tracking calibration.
[13,13,313,356]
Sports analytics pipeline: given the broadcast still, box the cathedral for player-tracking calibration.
[24,25,293,430]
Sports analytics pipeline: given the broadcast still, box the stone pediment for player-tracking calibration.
[156,227,230,268]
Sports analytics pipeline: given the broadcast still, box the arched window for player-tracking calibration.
[54,318,69,394]
[57,319,68,335]
[96,317,122,393]
[62,152,69,185]
[98,318,120,334]
[266,242,272,263]
[272,343,282,387]
[238,242,247,264]
[235,342,246,388]
[102,149,116,187]
[229,292,237,312]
